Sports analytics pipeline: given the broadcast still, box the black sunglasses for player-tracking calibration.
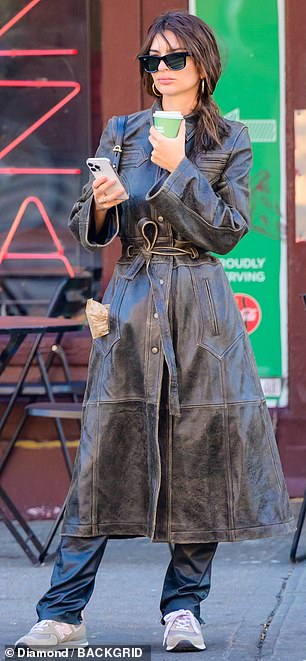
[138,51,191,74]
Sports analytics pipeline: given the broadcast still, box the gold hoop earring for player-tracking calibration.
[152,82,162,97]
[201,78,205,95]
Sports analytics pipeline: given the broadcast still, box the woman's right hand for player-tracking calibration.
[92,176,126,212]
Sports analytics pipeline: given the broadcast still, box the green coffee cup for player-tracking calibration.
[153,111,183,138]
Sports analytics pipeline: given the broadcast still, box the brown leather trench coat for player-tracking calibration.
[62,102,294,543]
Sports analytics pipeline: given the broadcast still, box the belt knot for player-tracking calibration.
[123,218,200,259]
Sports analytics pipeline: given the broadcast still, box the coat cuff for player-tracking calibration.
[84,198,120,249]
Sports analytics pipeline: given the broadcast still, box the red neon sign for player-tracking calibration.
[0,80,81,160]
[0,0,42,38]
[0,0,83,273]
[0,196,75,277]
[0,168,81,175]
[0,49,78,56]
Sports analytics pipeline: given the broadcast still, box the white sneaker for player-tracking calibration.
[15,619,88,650]
[163,609,206,652]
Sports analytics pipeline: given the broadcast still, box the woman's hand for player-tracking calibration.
[92,176,126,212]
[149,119,186,172]
[92,176,125,233]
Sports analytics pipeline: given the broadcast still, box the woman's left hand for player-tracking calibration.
[149,119,186,172]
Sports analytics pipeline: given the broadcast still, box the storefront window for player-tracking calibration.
[0,0,100,311]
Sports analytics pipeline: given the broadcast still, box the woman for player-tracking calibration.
[16,10,293,653]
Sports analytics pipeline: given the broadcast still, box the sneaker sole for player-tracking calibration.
[166,639,206,652]
[15,640,89,651]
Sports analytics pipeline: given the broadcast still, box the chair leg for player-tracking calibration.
[36,353,74,477]
[51,344,80,405]
[0,332,45,435]
[44,331,81,405]
[51,417,74,476]
[0,486,44,564]
[0,512,38,565]
[0,409,28,473]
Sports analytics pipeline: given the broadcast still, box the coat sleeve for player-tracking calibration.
[145,125,252,255]
[68,117,120,252]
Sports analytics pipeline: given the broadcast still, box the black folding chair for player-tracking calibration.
[0,273,91,474]
[0,275,91,563]
[0,403,82,564]
[25,402,83,562]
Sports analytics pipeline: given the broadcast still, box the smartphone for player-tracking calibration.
[86,157,129,200]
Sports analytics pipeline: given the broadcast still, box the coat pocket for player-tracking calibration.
[195,153,229,185]
[191,263,244,358]
[119,147,149,168]
[204,278,219,336]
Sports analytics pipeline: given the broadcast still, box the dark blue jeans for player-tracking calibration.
[37,536,217,625]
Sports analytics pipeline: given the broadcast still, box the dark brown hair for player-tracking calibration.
[138,10,230,151]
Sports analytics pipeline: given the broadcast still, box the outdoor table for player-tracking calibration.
[0,315,84,437]
[0,266,91,315]
[0,315,84,563]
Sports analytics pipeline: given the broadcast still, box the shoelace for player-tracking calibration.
[163,609,200,644]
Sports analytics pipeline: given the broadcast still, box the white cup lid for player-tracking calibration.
[153,111,184,119]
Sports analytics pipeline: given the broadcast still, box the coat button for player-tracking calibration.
[157,215,164,222]
[151,346,159,354]
[153,312,159,319]
[159,279,164,285]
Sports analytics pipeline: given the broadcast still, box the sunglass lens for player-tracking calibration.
[165,53,186,70]
[141,56,159,73]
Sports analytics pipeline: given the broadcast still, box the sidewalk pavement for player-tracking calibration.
[1,502,306,661]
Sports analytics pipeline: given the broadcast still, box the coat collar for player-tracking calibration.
[150,100,197,142]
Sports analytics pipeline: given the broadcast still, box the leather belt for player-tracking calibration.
[122,218,205,260]
[122,241,200,259]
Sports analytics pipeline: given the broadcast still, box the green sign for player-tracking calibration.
[193,0,286,405]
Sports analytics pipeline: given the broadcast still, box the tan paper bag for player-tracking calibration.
[85,298,110,339]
